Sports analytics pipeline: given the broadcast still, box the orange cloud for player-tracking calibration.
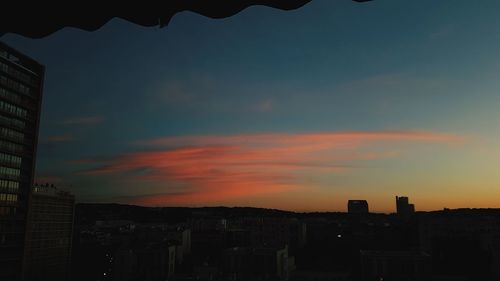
[80,131,462,206]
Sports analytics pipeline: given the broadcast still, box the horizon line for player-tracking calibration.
[75,202,499,214]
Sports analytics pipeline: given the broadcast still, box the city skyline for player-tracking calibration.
[3,0,500,212]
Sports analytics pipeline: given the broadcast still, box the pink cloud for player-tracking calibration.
[135,131,462,148]
[80,131,462,206]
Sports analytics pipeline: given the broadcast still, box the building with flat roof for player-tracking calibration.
[0,41,44,281]
[347,200,369,214]
[24,184,75,281]
[396,196,415,217]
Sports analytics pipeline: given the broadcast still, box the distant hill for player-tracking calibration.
[75,203,296,225]
[75,203,500,225]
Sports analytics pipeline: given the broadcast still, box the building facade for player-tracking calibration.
[24,184,75,281]
[0,42,44,281]
[396,196,415,217]
[347,200,369,214]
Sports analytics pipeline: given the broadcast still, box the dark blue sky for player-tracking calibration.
[2,0,500,211]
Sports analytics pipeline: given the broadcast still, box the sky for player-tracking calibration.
[2,0,500,212]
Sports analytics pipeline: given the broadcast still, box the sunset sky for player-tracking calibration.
[3,0,500,212]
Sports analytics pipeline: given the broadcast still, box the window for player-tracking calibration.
[0,140,23,154]
[0,179,19,193]
[0,100,28,119]
[0,127,24,143]
[0,166,20,178]
[0,193,17,203]
[0,152,22,167]
[0,115,25,129]
[0,61,34,85]
[0,88,22,104]
[0,75,32,96]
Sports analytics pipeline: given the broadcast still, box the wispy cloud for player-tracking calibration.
[42,134,75,143]
[135,131,462,148]
[62,116,104,125]
[252,99,273,112]
[78,131,463,206]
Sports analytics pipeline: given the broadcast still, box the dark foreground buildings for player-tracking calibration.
[0,42,44,281]
[24,184,75,281]
[360,250,431,281]
[72,202,500,281]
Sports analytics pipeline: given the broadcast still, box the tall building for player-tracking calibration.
[396,196,415,217]
[0,42,44,281]
[347,200,369,214]
[24,184,75,281]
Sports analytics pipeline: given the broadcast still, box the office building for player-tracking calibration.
[347,200,369,214]
[0,42,44,281]
[396,196,415,217]
[24,184,75,281]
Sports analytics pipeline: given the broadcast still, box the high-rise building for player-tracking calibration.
[347,200,369,214]
[396,196,415,217]
[24,184,75,281]
[0,42,44,281]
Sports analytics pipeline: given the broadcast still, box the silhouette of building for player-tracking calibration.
[396,196,415,217]
[418,211,499,280]
[347,200,369,214]
[360,250,431,281]
[222,245,291,281]
[113,241,176,281]
[0,42,44,281]
[24,184,75,281]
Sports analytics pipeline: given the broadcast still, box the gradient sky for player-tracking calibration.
[2,0,500,212]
